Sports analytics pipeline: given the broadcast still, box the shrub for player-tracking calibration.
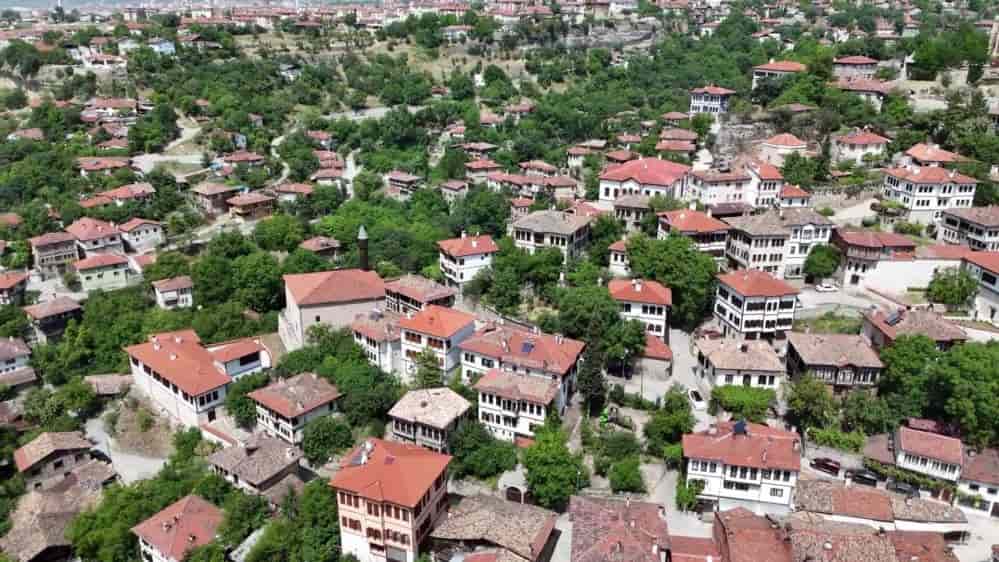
[137,408,154,432]
[808,426,865,452]
[861,216,878,227]
[893,221,923,236]
[609,456,645,493]
[708,386,775,423]
[818,207,835,217]
[675,477,704,511]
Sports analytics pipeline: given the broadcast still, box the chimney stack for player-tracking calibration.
[358,225,369,271]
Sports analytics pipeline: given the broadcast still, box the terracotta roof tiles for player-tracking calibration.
[131,496,223,562]
[330,438,451,507]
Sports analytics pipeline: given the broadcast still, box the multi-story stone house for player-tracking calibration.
[399,305,476,383]
[786,333,883,394]
[388,388,470,452]
[608,278,671,342]
[881,165,976,225]
[713,270,798,340]
[509,210,591,262]
[28,232,79,280]
[693,338,784,393]
[248,372,342,445]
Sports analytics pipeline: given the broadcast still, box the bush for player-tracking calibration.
[809,426,865,452]
[609,456,645,493]
[302,416,353,465]
[675,476,704,511]
[818,207,835,217]
[708,386,775,423]
[137,408,154,432]
[861,216,878,227]
[893,221,923,236]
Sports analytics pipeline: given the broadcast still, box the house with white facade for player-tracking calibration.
[893,426,963,482]
[881,165,977,225]
[388,388,470,453]
[957,448,999,518]
[940,206,999,251]
[399,305,476,383]
[689,85,736,117]
[0,337,34,392]
[65,217,124,256]
[752,60,806,89]
[780,208,835,279]
[714,270,798,340]
[598,157,690,203]
[248,372,342,445]
[759,133,808,168]
[832,229,917,288]
[509,210,591,261]
[688,168,752,207]
[723,212,790,277]
[683,421,801,512]
[475,368,559,442]
[833,77,894,112]
[658,209,730,263]
[126,330,271,427]
[608,239,630,277]
[151,276,194,309]
[608,278,671,342]
[962,251,999,326]
[279,269,385,351]
[119,218,164,252]
[459,323,583,415]
[437,233,499,293]
[693,338,784,394]
[74,254,132,292]
[132,496,222,562]
[831,129,890,166]
[777,185,811,208]
[352,309,403,374]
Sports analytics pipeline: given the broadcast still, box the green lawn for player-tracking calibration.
[794,312,862,334]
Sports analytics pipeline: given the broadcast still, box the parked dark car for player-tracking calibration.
[810,457,842,477]
[848,469,880,487]
[887,480,919,498]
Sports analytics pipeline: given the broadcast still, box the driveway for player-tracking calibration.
[85,411,167,484]
[831,198,877,226]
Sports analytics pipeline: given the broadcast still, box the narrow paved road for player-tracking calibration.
[325,105,425,122]
[270,134,290,185]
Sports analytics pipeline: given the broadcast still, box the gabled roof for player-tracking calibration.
[787,333,882,369]
[599,158,690,186]
[511,210,591,235]
[438,234,499,258]
[753,60,806,72]
[74,253,128,270]
[780,184,810,198]
[863,308,966,344]
[430,495,556,562]
[905,143,967,164]
[659,209,729,233]
[14,431,92,472]
[389,387,471,429]
[151,276,193,292]
[607,279,671,306]
[691,84,736,95]
[399,304,475,339]
[459,324,584,376]
[834,55,879,65]
[119,217,162,232]
[206,437,302,487]
[0,337,29,362]
[717,270,798,298]
[191,182,240,196]
[834,129,890,146]
[124,330,230,396]
[568,496,670,562]
[28,231,76,248]
[351,309,402,343]
[0,272,28,291]
[474,368,560,405]
[834,229,915,249]
[943,206,999,228]
[694,338,783,372]
[962,447,999,485]
[643,334,673,361]
[330,438,451,507]
[226,192,274,206]
[833,77,894,95]
[23,297,81,320]
[283,269,384,306]
[65,217,119,241]
[763,133,806,147]
[299,236,340,252]
[131,496,222,562]
[385,274,456,304]
[248,372,341,418]
[897,425,963,466]
[682,421,801,471]
[659,128,699,141]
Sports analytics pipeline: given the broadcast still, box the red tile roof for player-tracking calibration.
[519,160,558,173]
[794,479,894,522]
[659,209,730,233]
[691,84,736,95]
[466,158,502,171]
[226,192,274,206]
[385,274,456,304]
[248,372,341,418]
[473,368,560,405]
[659,128,698,141]
[124,330,230,396]
[438,235,499,257]
[886,165,977,184]
[28,231,76,248]
[76,157,130,172]
[65,217,119,241]
[670,536,722,562]
[835,130,890,146]
[717,269,798,297]
[834,55,879,65]
[764,133,806,147]
[715,508,791,562]
[607,278,672,305]
[834,229,915,249]
[568,496,670,562]
[683,422,801,471]
[754,60,806,72]
[0,272,28,290]
[23,296,81,320]
[965,251,999,274]
[897,426,963,466]
[222,150,264,163]
[119,218,161,232]
[643,334,673,360]
[600,158,690,186]
[273,182,314,195]
[74,253,128,270]
[905,143,967,164]
[0,213,23,227]
[459,324,584,376]
[834,77,894,95]
[655,140,697,153]
[399,304,475,339]
[283,269,384,306]
[780,184,810,198]
[962,447,999,485]
[604,149,639,163]
[330,438,451,507]
[151,276,193,292]
[14,431,92,472]
[208,337,267,363]
[662,111,689,120]
[131,496,222,562]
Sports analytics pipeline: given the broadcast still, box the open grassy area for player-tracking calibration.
[794,311,862,334]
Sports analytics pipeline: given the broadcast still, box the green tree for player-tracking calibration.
[627,234,717,328]
[223,371,270,428]
[253,214,307,252]
[785,375,837,431]
[608,456,645,493]
[448,420,518,479]
[218,493,269,546]
[413,349,443,388]
[232,252,283,312]
[281,248,329,275]
[644,387,695,455]
[841,391,897,435]
[708,386,774,423]
[302,416,354,465]
[523,422,587,509]
[142,251,190,283]
[803,244,840,280]
[927,267,977,308]
[576,347,607,414]
[878,335,939,418]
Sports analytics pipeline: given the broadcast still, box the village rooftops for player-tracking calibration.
[512,210,591,235]
[13,431,92,473]
[299,236,340,253]
[0,337,29,363]
[834,129,891,146]
[962,447,999,485]
[474,368,560,406]
[74,253,128,271]
[754,60,807,72]
[607,278,671,306]
[659,128,699,141]
[459,324,584,377]
[835,229,914,249]
[763,133,807,148]
[23,297,81,320]
[834,55,879,65]
[864,308,966,345]
[226,191,275,207]
[0,272,27,291]
[438,234,499,257]
[780,184,810,198]
[694,338,783,372]
[247,372,341,419]
[691,84,737,95]
[715,507,790,562]
[718,270,799,298]
[519,160,558,174]
[389,387,471,430]
[659,209,730,233]
[191,183,240,196]
[723,212,790,237]
[430,494,556,562]
[351,309,402,343]
[330,437,451,507]
[273,183,314,196]
[124,330,231,396]
[884,165,976,184]
[599,157,690,186]
[787,333,883,369]
[794,479,967,525]
[385,274,456,304]
[222,150,265,163]
[207,436,302,487]
[942,206,999,227]
[28,231,77,248]
[466,158,502,171]
[0,476,104,562]
[682,421,801,472]
[65,217,120,241]
[785,515,897,562]
[568,496,669,562]
[897,425,963,467]
[119,218,161,233]
[76,157,130,172]
[833,77,895,95]
[282,269,384,306]
[906,143,968,164]
[131,496,223,562]
[399,304,475,339]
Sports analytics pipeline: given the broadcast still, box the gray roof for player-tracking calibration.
[0,338,29,362]
[512,210,591,235]
[787,333,883,369]
[207,437,302,487]
[779,207,834,227]
[695,338,784,372]
[613,194,651,210]
[388,388,471,429]
[723,211,790,237]
[430,495,557,562]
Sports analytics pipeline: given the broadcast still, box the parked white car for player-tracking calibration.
[688,389,707,411]
[815,283,838,293]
